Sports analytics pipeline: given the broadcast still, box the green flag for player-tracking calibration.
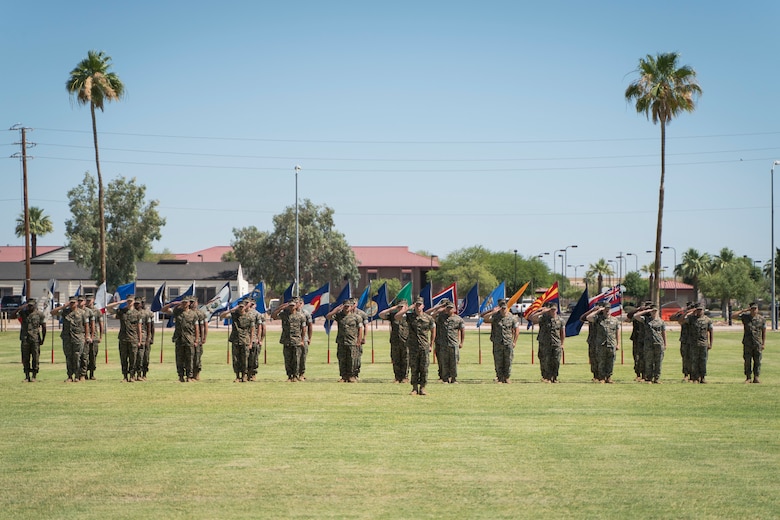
[394,282,413,306]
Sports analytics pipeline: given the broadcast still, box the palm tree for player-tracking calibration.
[15,206,53,258]
[66,50,125,286]
[625,52,701,307]
[586,258,613,293]
[711,247,736,273]
[675,248,710,303]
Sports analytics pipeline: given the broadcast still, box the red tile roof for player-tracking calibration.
[0,246,62,262]
[659,280,693,290]
[352,246,439,268]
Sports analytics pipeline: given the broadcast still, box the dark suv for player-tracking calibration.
[0,295,23,314]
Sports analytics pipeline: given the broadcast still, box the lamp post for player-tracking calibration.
[294,165,301,297]
[568,264,584,285]
[772,161,780,330]
[513,249,518,294]
[663,246,677,303]
[626,252,638,272]
[537,252,550,270]
[562,245,578,279]
[607,259,618,287]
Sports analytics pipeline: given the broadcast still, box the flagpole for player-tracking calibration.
[104,313,109,364]
[51,315,55,363]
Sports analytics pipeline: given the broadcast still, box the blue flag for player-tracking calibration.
[283,281,296,303]
[249,282,266,314]
[114,281,136,309]
[151,282,167,312]
[325,283,351,334]
[477,281,505,328]
[73,282,83,298]
[371,282,389,321]
[419,282,432,310]
[357,283,371,312]
[565,287,590,337]
[458,283,479,318]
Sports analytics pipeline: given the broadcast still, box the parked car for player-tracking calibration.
[0,295,23,314]
[510,299,535,315]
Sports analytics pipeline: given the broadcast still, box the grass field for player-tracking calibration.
[0,321,778,519]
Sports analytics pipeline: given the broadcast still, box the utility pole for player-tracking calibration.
[11,125,34,298]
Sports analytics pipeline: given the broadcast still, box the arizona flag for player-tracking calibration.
[303,283,330,319]
[523,281,560,321]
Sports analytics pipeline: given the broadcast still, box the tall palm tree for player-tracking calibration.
[66,50,125,286]
[625,52,701,307]
[711,247,736,273]
[674,248,710,303]
[15,206,53,258]
[586,258,614,293]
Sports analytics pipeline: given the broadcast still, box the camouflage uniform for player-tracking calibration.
[230,307,254,380]
[687,313,713,382]
[354,308,369,378]
[739,312,766,381]
[334,309,362,381]
[173,304,199,380]
[299,309,313,378]
[279,306,307,380]
[61,305,88,381]
[404,309,435,391]
[193,306,207,379]
[140,305,154,378]
[79,303,96,379]
[592,312,619,381]
[581,314,598,379]
[114,305,141,381]
[537,313,564,382]
[19,302,46,381]
[247,308,265,380]
[388,309,410,383]
[434,312,465,383]
[675,307,693,380]
[135,304,152,379]
[642,316,666,383]
[489,312,519,383]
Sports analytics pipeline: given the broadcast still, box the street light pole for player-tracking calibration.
[626,252,638,272]
[513,249,518,294]
[772,161,780,329]
[294,165,301,298]
[563,245,578,279]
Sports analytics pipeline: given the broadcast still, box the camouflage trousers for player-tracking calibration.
[632,341,645,378]
[21,340,40,376]
[408,345,429,389]
[680,342,693,378]
[538,343,561,381]
[118,340,139,378]
[232,341,249,377]
[643,343,664,382]
[438,344,458,382]
[63,339,83,379]
[743,344,762,378]
[596,345,616,380]
[492,342,514,383]
[283,343,303,379]
[80,340,99,377]
[689,344,709,381]
[175,342,194,379]
[390,341,409,382]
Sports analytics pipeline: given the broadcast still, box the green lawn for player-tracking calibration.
[0,322,777,519]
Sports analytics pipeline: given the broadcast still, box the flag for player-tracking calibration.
[163,282,194,327]
[523,281,560,320]
[283,281,296,303]
[432,283,457,309]
[151,282,167,312]
[324,283,351,334]
[458,283,479,318]
[393,282,413,306]
[506,281,530,310]
[73,282,83,297]
[357,283,380,321]
[590,285,623,317]
[94,282,108,312]
[419,282,432,310]
[249,281,267,314]
[477,282,505,327]
[303,282,330,319]
[113,281,136,309]
[372,282,390,320]
[21,281,27,304]
[565,287,591,337]
[200,281,231,321]
[42,279,58,314]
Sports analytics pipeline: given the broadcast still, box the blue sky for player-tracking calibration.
[1,1,777,279]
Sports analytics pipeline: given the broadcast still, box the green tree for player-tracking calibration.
[65,173,165,290]
[230,200,358,295]
[67,50,125,285]
[586,258,613,293]
[625,52,701,306]
[623,271,649,303]
[15,206,53,258]
[674,248,711,303]
[700,257,761,317]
